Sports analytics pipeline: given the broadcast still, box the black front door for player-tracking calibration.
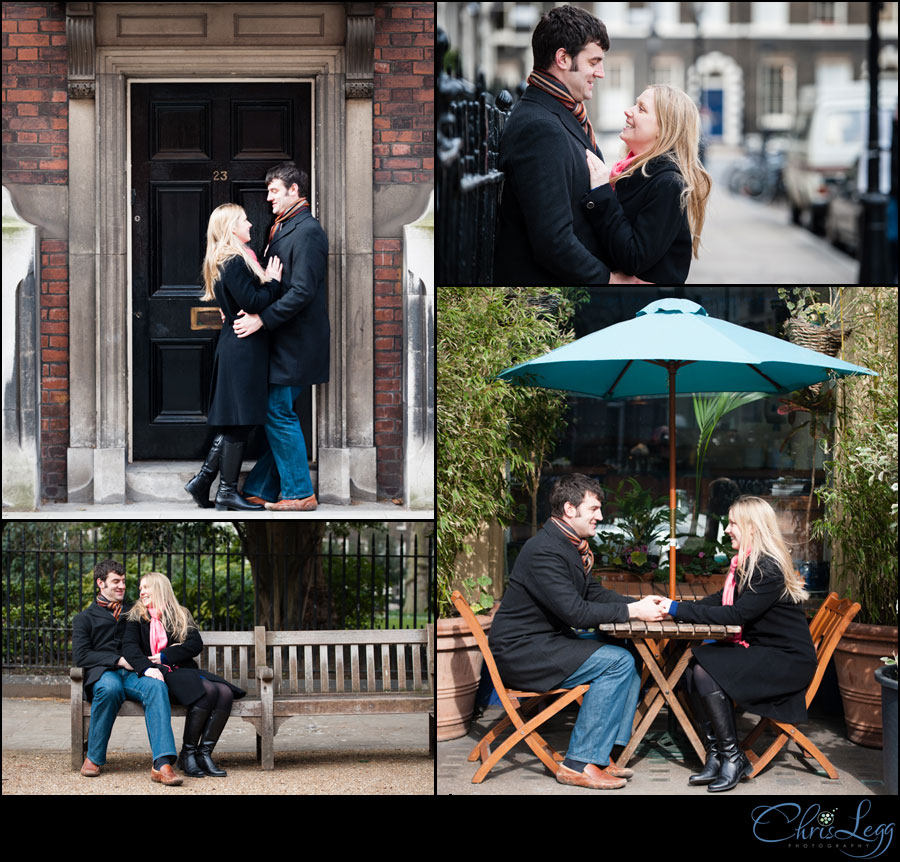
[131,82,313,460]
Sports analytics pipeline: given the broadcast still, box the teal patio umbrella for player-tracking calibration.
[496,298,876,598]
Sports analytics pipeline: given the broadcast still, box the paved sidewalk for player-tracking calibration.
[2,697,434,795]
[438,702,887,796]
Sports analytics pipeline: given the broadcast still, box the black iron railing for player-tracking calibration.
[437,27,513,285]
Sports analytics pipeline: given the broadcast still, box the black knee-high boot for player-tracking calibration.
[215,439,264,511]
[184,433,225,508]
[686,689,721,786]
[701,689,753,792]
[197,708,230,777]
[178,705,211,777]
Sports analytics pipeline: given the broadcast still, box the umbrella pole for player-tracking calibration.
[668,363,677,600]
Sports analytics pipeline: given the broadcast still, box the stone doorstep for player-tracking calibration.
[125,460,318,504]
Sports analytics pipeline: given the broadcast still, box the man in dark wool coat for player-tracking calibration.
[72,560,182,785]
[493,5,644,286]
[233,161,329,512]
[488,474,667,790]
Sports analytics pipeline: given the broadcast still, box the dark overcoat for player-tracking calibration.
[206,254,278,427]
[488,521,637,692]
[123,617,246,706]
[673,557,817,723]
[72,600,133,701]
[258,208,329,387]
[493,86,612,285]
[581,154,692,284]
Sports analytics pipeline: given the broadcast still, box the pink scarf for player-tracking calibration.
[722,553,750,648]
[610,150,637,183]
[148,607,168,656]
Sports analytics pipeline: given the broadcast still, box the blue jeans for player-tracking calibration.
[242,384,313,501]
[556,640,640,767]
[86,669,177,765]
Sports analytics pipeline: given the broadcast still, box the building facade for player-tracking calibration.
[439,1,898,149]
[3,2,434,509]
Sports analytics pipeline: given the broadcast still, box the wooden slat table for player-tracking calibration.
[595,619,741,768]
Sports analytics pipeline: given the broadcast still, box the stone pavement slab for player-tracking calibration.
[437,703,887,797]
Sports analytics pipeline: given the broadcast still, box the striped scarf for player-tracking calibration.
[526,69,597,151]
[265,197,309,254]
[96,593,122,620]
[550,517,594,576]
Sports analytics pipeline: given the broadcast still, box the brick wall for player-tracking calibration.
[2,1,69,502]
[373,1,434,498]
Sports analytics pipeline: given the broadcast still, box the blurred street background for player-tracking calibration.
[687,144,859,284]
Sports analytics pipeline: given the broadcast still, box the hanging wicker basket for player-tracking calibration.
[783,318,851,395]
[783,318,849,358]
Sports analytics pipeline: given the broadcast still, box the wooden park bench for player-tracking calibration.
[71,624,435,770]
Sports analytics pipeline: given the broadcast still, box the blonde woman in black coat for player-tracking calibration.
[124,573,246,778]
[184,203,282,511]
[655,496,816,792]
[583,84,712,284]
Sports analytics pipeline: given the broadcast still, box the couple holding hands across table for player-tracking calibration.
[74,561,244,785]
[488,473,816,792]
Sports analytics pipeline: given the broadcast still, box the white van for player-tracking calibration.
[783,79,898,235]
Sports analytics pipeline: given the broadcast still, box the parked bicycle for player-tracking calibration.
[727,136,787,203]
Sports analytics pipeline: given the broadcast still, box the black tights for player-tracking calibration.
[683,661,721,697]
[220,425,252,445]
[191,678,234,713]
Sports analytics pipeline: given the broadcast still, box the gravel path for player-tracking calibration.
[2,749,434,795]
[2,697,434,794]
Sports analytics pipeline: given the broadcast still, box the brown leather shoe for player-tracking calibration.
[243,495,271,506]
[151,763,184,786]
[555,762,627,789]
[265,495,318,511]
[80,757,101,777]
[601,761,634,779]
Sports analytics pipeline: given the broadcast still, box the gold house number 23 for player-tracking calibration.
[212,170,229,181]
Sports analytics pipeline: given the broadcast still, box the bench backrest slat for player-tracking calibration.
[265,629,431,695]
[188,628,263,695]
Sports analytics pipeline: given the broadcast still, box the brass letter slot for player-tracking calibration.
[191,307,222,330]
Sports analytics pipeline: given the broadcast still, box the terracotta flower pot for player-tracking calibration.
[683,572,727,588]
[594,567,653,583]
[833,622,899,748]
[436,606,496,742]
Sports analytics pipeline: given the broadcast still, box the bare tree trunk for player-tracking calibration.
[239,522,326,629]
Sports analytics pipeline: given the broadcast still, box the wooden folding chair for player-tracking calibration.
[450,590,590,784]
[741,592,860,779]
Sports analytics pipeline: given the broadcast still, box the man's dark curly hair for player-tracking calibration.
[93,559,125,590]
[549,473,605,517]
[532,5,610,70]
[265,161,310,198]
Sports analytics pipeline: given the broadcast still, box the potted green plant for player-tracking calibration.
[436,287,582,740]
[813,287,898,749]
[591,478,671,582]
[675,533,731,586]
[689,391,765,536]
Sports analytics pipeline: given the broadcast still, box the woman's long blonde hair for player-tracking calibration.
[126,572,196,644]
[612,84,712,259]
[728,496,808,603]
[201,203,271,301]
